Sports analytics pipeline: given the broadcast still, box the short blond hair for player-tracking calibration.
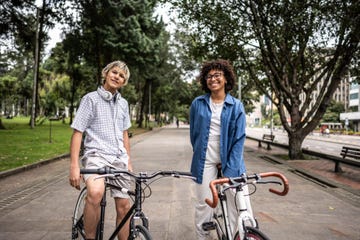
[101,60,130,86]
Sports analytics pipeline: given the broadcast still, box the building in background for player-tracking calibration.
[247,75,360,132]
[340,82,360,132]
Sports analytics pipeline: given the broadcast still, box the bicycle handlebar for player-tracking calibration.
[80,167,195,180]
[258,172,289,196]
[205,172,289,208]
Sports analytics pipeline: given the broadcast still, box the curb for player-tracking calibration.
[244,138,360,206]
[260,154,360,196]
[0,127,163,180]
[0,153,70,180]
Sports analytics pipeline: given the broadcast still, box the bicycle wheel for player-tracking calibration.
[129,224,152,240]
[234,226,270,240]
[72,187,87,240]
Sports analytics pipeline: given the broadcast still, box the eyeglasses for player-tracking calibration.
[206,72,222,81]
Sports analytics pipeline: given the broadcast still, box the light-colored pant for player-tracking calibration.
[194,140,252,240]
[194,139,222,239]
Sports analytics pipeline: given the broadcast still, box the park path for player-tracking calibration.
[0,125,359,239]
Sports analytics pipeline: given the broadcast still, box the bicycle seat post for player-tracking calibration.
[216,164,222,178]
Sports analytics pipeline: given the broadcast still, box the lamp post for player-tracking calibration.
[31,0,42,128]
[238,75,242,101]
[270,91,273,136]
[148,81,151,120]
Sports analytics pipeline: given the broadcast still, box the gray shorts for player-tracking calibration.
[82,153,131,199]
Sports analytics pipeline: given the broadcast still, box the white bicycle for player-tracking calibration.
[204,172,289,240]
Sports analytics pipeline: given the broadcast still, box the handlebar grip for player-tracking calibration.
[175,171,193,177]
[80,168,109,174]
[259,172,289,196]
[158,171,194,178]
[205,178,230,208]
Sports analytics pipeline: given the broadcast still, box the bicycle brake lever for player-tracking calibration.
[221,183,241,194]
[172,174,196,180]
[183,175,197,180]
[93,174,116,180]
[256,180,282,185]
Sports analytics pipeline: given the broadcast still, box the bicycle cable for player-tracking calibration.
[233,183,257,212]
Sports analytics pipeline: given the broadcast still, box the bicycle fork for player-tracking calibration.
[126,181,150,239]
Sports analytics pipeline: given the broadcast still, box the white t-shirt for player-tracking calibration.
[208,98,224,142]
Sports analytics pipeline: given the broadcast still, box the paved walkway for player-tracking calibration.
[0,125,359,239]
[246,138,360,193]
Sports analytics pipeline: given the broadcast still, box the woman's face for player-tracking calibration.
[206,69,227,94]
[103,66,126,94]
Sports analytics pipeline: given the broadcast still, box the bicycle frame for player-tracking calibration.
[74,168,195,240]
[99,180,149,240]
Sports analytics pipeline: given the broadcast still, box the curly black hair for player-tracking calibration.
[198,59,237,93]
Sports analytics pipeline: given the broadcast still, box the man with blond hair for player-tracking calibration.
[69,60,132,240]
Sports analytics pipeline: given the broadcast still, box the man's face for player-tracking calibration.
[103,66,126,93]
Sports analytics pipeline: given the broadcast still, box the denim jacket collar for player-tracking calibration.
[200,93,235,106]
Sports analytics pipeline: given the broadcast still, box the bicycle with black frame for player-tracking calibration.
[71,167,195,240]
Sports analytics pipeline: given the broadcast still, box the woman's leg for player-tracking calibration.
[195,162,218,239]
[195,140,221,239]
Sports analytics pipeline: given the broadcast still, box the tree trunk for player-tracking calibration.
[69,74,76,126]
[138,79,152,128]
[0,119,5,130]
[137,81,149,128]
[288,131,305,159]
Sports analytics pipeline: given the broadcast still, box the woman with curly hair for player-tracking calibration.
[190,59,249,239]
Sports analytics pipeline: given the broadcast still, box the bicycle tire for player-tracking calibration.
[129,224,152,240]
[234,226,270,240]
[72,187,87,240]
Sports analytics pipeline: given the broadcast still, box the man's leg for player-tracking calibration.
[84,176,105,239]
[114,197,131,240]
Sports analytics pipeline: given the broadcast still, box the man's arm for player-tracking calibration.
[123,130,132,172]
[69,129,83,190]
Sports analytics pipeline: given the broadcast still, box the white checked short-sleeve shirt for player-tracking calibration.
[71,88,131,163]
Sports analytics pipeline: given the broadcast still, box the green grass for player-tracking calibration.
[0,117,73,172]
[0,117,149,172]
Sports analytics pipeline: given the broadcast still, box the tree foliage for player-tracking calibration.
[1,0,72,127]
[170,0,360,159]
[1,0,198,130]
[60,0,182,127]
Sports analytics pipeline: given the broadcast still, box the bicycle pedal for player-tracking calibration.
[202,221,217,231]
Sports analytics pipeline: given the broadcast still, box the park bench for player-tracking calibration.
[333,146,360,172]
[258,134,275,150]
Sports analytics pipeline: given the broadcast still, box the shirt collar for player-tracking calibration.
[202,93,234,105]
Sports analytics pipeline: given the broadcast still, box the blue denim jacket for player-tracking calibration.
[190,93,246,184]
